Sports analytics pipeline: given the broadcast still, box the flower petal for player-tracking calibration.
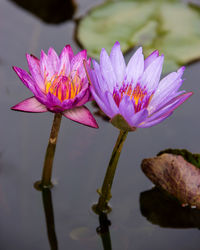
[100,48,116,92]
[154,66,185,96]
[63,106,98,128]
[46,92,63,110]
[130,108,149,127]
[149,71,184,113]
[59,45,73,76]
[144,50,159,70]
[145,92,193,125]
[138,111,173,128]
[26,54,44,90]
[126,47,144,87]
[119,95,135,125]
[90,87,115,118]
[149,90,188,116]
[71,50,87,78]
[11,97,48,112]
[13,66,35,90]
[74,89,91,107]
[41,49,60,79]
[40,50,55,80]
[92,60,110,95]
[104,91,119,118]
[118,95,149,127]
[48,47,59,72]
[13,66,46,102]
[140,55,164,92]
[110,41,126,84]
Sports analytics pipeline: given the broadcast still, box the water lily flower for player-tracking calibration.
[86,41,192,131]
[11,45,98,128]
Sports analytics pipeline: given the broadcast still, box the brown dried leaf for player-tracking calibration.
[141,153,200,208]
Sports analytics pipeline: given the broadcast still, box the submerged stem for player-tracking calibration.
[42,188,58,250]
[94,130,128,214]
[97,213,112,250]
[36,113,62,189]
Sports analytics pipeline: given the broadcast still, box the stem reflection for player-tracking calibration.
[96,212,112,250]
[42,188,58,250]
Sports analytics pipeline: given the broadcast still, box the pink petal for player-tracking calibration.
[13,66,35,90]
[40,50,55,79]
[63,106,98,128]
[48,47,59,72]
[26,54,44,90]
[13,67,46,101]
[11,97,48,112]
[59,45,74,75]
[74,89,91,107]
[71,50,87,69]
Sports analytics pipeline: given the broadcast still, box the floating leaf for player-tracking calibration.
[158,148,200,169]
[141,153,200,209]
[76,0,200,72]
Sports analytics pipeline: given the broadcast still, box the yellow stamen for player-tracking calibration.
[70,82,76,99]
[45,69,83,102]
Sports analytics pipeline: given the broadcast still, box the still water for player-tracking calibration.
[1,0,200,249]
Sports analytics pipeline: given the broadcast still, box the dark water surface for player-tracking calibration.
[1,0,200,249]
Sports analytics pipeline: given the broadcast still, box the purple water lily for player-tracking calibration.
[85,41,193,130]
[11,45,98,128]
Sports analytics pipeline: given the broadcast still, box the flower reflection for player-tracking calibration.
[86,41,192,131]
[12,45,98,128]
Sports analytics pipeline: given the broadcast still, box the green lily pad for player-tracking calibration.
[76,0,200,73]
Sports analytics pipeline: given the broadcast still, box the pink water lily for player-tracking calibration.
[11,45,98,128]
[86,41,192,131]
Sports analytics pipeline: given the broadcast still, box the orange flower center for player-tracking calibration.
[113,83,153,112]
[45,72,82,102]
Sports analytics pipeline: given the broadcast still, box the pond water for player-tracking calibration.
[1,0,200,249]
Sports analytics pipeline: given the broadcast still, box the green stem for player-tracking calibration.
[38,113,62,189]
[94,130,128,213]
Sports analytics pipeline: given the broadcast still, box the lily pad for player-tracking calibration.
[141,153,200,209]
[76,0,200,72]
